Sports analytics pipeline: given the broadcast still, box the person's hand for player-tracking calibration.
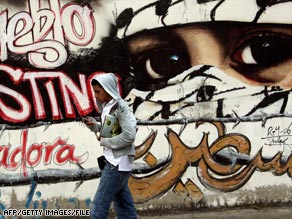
[82,117,99,132]
[82,116,95,126]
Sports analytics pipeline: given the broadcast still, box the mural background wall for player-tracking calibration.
[1,0,292,216]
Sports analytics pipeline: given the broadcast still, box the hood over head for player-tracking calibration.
[92,73,122,103]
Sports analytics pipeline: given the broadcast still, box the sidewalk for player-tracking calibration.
[43,206,292,219]
[137,206,292,219]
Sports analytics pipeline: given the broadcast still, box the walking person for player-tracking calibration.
[83,73,137,219]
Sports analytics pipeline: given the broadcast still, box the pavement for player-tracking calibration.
[49,205,292,219]
[135,206,292,219]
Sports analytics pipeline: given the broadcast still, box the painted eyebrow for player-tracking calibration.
[127,29,184,54]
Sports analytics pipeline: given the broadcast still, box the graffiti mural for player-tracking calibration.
[1,0,292,213]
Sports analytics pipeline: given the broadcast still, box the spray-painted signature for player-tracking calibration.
[262,122,292,146]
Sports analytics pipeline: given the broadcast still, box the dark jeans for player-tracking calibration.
[90,163,137,219]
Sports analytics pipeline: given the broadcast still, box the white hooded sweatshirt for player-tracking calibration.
[91,73,137,170]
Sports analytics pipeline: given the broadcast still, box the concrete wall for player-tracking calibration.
[1,0,292,216]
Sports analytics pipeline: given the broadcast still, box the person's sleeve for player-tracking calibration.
[100,106,136,149]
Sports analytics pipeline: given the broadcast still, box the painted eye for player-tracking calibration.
[232,32,292,67]
[144,49,189,78]
[134,47,191,90]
